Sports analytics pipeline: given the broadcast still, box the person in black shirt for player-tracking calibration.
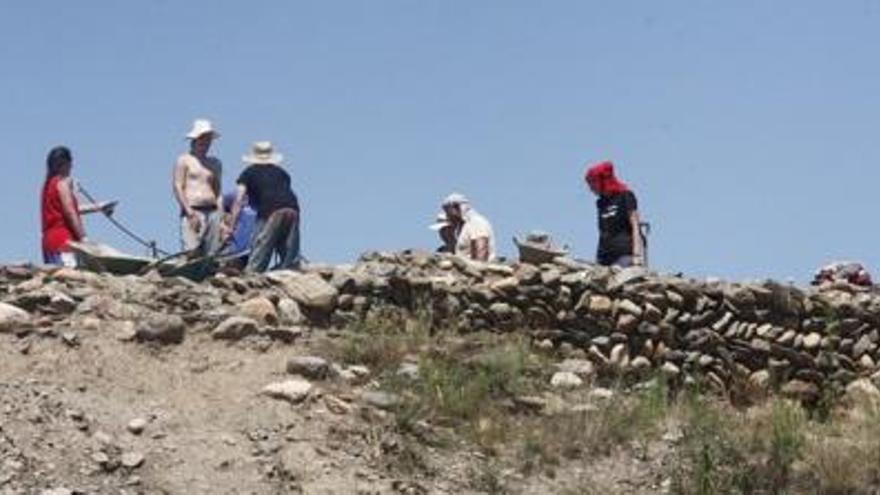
[585,161,645,267]
[224,141,301,273]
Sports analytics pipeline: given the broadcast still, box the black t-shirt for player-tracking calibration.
[596,191,638,265]
[236,165,300,219]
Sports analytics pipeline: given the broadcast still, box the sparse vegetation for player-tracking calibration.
[518,375,671,473]
[389,337,534,450]
[329,308,432,373]
[468,461,506,494]
[325,313,880,494]
[804,401,880,493]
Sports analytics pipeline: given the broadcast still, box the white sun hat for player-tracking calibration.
[442,192,469,206]
[428,212,450,231]
[242,141,284,165]
[185,118,220,140]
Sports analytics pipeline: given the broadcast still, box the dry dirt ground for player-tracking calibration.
[0,325,673,494]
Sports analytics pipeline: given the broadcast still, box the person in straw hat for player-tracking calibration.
[172,118,224,256]
[223,141,301,273]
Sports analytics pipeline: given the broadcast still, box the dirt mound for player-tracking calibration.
[2,259,880,493]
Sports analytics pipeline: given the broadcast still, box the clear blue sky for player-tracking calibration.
[2,1,879,281]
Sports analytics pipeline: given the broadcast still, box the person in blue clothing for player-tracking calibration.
[222,190,257,257]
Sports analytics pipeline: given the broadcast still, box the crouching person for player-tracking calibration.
[224,142,301,273]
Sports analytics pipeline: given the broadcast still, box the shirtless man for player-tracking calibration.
[172,119,223,256]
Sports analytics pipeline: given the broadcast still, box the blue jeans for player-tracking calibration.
[43,251,77,267]
[245,208,301,273]
[611,255,634,268]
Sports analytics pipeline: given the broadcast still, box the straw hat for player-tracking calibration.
[242,141,284,165]
[186,119,220,140]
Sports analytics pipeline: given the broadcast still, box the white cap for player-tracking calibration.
[442,192,469,206]
[186,118,220,140]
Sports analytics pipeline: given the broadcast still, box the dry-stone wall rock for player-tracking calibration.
[4,251,880,401]
[316,250,880,398]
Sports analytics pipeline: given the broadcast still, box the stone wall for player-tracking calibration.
[316,251,880,401]
[3,251,880,402]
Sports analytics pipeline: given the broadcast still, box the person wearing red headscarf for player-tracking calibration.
[584,161,645,267]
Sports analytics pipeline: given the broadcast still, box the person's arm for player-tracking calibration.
[471,237,490,262]
[57,178,86,241]
[223,184,248,241]
[79,203,102,214]
[173,157,201,231]
[78,202,115,216]
[629,209,645,266]
[212,159,223,211]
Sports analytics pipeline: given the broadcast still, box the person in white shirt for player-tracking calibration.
[441,193,496,262]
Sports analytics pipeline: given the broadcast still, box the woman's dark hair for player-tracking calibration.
[46,146,72,180]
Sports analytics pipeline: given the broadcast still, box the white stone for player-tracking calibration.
[40,488,73,495]
[749,370,771,390]
[616,299,643,317]
[609,343,629,368]
[489,277,519,293]
[550,371,583,389]
[238,297,278,325]
[266,271,338,311]
[127,417,148,435]
[588,295,613,314]
[277,298,304,325]
[0,302,29,332]
[630,356,651,370]
[396,362,420,380]
[555,359,595,379]
[589,387,615,401]
[660,362,680,377]
[262,379,313,404]
[803,333,821,350]
[120,451,145,468]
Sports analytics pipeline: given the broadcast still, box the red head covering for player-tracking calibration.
[585,160,629,195]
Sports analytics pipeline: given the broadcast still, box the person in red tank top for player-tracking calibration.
[40,146,113,266]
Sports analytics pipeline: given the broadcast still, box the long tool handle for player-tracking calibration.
[76,181,170,257]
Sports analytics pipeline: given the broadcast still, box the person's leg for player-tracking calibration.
[43,251,76,267]
[612,255,634,268]
[244,218,270,273]
[180,215,200,252]
[245,215,282,273]
[43,251,61,266]
[270,213,290,270]
[278,212,301,270]
[201,210,224,256]
[59,252,77,268]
